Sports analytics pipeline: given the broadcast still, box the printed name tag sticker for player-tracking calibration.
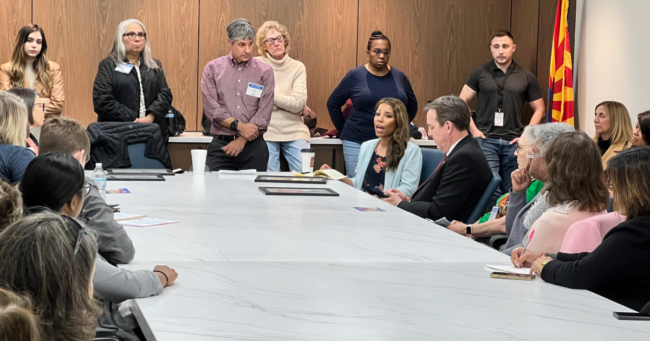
[115,62,134,74]
[246,82,264,98]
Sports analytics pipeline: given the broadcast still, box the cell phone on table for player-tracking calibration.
[372,186,387,198]
[490,272,536,281]
[613,312,650,321]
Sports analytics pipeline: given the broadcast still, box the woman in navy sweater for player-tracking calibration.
[327,31,417,177]
[531,147,650,312]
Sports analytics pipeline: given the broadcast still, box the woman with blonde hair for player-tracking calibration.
[593,101,633,169]
[0,287,39,341]
[0,91,35,183]
[321,98,422,196]
[0,24,64,117]
[255,21,310,172]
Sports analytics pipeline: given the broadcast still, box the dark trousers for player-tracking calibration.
[207,136,269,171]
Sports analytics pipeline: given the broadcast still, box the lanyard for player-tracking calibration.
[492,65,513,111]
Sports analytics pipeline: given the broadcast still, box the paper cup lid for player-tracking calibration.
[301,148,316,153]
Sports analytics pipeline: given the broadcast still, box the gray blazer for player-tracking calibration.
[80,176,135,264]
[502,191,540,255]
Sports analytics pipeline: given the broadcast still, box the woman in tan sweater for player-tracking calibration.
[0,24,64,118]
[512,131,610,267]
[255,21,310,172]
[592,101,632,170]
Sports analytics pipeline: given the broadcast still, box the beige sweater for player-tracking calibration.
[526,202,606,254]
[256,53,310,142]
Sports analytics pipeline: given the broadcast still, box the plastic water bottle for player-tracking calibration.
[92,163,107,201]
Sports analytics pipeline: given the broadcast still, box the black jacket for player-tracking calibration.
[542,215,650,312]
[92,57,173,134]
[86,122,171,169]
[398,135,492,222]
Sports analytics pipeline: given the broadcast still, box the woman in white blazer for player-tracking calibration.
[321,97,422,197]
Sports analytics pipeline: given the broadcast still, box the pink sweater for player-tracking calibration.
[560,212,626,253]
[526,203,606,254]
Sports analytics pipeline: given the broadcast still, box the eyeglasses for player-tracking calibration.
[123,32,147,40]
[264,36,284,44]
[83,182,91,196]
[516,144,531,153]
[371,49,391,56]
[62,215,86,256]
[35,103,45,112]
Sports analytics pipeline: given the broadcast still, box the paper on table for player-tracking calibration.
[485,264,533,275]
[292,169,346,180]
[120,217,178,227]
[218,169,256,175]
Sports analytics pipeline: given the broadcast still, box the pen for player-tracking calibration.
[517,230,536,267]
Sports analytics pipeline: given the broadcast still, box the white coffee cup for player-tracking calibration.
[191,149,207,173]
[301,148,316,173]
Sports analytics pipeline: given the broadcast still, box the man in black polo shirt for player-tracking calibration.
[459,30,545,196]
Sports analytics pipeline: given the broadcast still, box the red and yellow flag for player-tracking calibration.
[546,0,574,125]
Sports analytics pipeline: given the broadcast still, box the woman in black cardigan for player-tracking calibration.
[531,147,650,312]
[92,19,172,135]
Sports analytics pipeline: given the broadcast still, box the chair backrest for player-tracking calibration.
[419,148,445,185]
[127,143,166,169]
[465,172,501,224]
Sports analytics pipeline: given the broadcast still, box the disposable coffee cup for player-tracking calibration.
[301,148,316,173]
[191,149,207,173]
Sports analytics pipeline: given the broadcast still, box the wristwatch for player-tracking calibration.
[230,119,239,131]
[466,225,472,236]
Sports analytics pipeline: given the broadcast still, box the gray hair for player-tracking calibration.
[108,19,158,69]
[424,95,471,131]
[227,18,256,42]
[523,122,575,154]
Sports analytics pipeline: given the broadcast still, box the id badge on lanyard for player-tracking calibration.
[494,69,512,128]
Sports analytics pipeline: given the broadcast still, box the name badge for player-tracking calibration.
[115,62,134,74]
[494,111,504,127]
[246,82,264,98]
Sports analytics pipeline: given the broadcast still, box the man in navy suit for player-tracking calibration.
[383,95,492,223]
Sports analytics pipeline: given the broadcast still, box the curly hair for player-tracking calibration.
[256,21,291,56]
[0,287,39,341]
[0,179,22,231]
[543,131,610,212]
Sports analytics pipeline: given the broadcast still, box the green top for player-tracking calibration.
[477,180,543,224]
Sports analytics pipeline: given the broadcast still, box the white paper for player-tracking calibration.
[434,217,451,227]
[485,264,533,275]
[114,62,133,74]
[246,82,263,98]
[120,217,178,227]
[218,169,257,175]
[494,111,504,127]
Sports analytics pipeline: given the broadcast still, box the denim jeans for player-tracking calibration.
[477,137,518,199]
[266,140,310,172]
[342,140,362,178]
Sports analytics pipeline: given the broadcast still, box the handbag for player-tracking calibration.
[166,106,186,136]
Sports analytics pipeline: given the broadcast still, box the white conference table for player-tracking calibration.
[111,173,650,341]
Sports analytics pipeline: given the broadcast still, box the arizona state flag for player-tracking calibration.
[546,0,574,125]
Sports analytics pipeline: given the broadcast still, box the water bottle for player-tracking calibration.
[166,109,177,136]
[92,163,107,201]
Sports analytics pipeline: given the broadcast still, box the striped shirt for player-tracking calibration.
[201,53,275,136]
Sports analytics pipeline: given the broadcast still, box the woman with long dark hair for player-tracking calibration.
[321,98,422,196]
[632,111,650,147]
[0,24,64,117]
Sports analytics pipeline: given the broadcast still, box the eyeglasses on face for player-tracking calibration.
[371,49,391,56]
[62,215,86,256]
[123,32,147,40]
[264,36,284,44]
[35,102,45,112]
[83,182,91,196]
[516,144,532,153]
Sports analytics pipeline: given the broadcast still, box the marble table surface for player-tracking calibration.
[110,173,509,263]
[110,173,650,340]
[121,261,650,341]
